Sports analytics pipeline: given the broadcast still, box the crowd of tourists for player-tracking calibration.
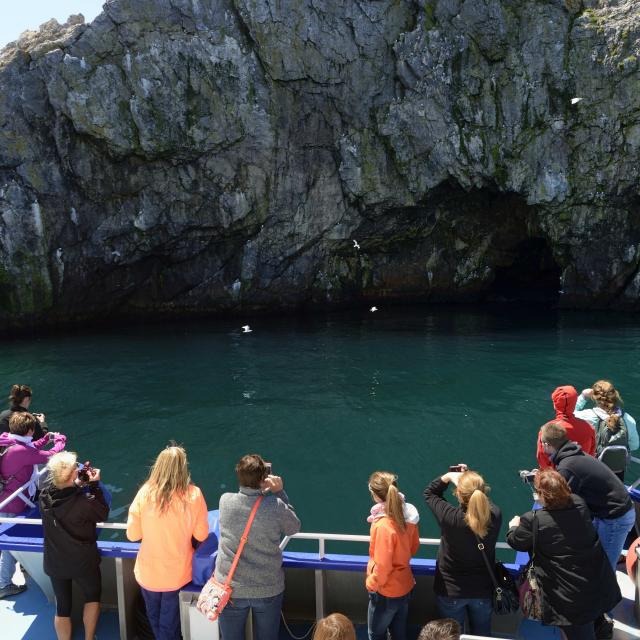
[0,379,637,640]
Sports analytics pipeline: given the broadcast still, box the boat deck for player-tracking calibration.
[2,564,640,640]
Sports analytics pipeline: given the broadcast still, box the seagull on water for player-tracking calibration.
[242,325,252,333]
[571,97,583,105]
[370,306,378,312]
[353,239,360,250]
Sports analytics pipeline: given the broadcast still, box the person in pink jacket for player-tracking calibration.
[0,412,66,598]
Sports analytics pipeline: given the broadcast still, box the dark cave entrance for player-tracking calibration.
[488,237,561,304]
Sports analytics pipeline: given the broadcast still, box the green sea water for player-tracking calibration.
[1,307,639,555]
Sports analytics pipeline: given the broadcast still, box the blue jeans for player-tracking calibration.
[0,512,17,589]
[367,591,411,640]
[140,586,181,640]
[436,595,492,636]
[219,591,283,640]
[593,507,636,571]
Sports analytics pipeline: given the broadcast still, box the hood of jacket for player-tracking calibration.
[40,480,80,521]
[403,502,420,525]
[552,439,583,464]
[552,385,579,418]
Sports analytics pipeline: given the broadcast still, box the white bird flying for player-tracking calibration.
[242,325,252,333]
[571,97,583,105]
[370,306,378,312]
[353,240,360,250]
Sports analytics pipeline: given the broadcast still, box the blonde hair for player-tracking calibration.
[592,380,624,432]
[313,614,356,640]
[47,451,78,488]
[145,445,191,513]
[368,471,405,530]
[455,471,492,538]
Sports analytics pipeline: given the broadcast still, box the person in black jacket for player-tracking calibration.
[0,384,47,440]
[39,451,109,640]
[540,422,635,567]
[424,466,502,636]
[507,469,620,640]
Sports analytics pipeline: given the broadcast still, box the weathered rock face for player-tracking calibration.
[1,0,639,328]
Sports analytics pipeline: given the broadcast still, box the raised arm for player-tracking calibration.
[424,476,458,525]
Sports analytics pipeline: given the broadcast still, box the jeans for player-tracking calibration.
[593,507,636,571]
[140,586,181,640]
[0,511,17,589]
[436,595,493,636]
[367,591,411,640]
[219,591,283,640]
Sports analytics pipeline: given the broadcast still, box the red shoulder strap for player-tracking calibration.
[224,495,263,586]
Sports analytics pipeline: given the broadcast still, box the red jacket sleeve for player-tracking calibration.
[536,430,553,469]
[586,428,596,457]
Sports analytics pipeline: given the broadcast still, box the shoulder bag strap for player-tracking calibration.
[224,495,264,587]
[475,535,499,589]
[531,510,538,562]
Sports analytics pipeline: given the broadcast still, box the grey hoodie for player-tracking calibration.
[214,486,300,598]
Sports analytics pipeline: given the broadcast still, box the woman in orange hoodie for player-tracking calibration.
[366,471,420,640]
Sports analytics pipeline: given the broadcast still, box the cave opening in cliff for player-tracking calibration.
[488,237,561,304]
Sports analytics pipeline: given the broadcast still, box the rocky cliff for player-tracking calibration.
[1,0,639,329]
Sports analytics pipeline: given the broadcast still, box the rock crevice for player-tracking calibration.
[1,0,640,328]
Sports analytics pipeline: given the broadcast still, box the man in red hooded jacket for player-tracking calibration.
[536,385,596,468]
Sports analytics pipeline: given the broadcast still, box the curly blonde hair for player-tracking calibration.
[592,380,624,432]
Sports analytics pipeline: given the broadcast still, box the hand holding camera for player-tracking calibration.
[77,461,100,485]
[261,474,283,494]
[442,463,468,486]
[33,412,46,422]
[519,469,538,485]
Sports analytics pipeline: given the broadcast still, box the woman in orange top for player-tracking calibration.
[366,471,420,640]
[126,445,209,640]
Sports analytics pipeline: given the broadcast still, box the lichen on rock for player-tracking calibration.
[1,0,640,329]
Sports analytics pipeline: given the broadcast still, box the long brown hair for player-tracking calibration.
[368,471,405,530]
[592,380,624,432]
[455,471,492,538]
[145,445,191,513]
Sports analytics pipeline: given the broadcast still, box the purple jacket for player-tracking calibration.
[0,432,67,514]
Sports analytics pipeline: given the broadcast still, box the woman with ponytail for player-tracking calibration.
[424,466,501,636]
[366,471,420,640]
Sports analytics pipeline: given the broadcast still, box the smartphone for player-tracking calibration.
[448,464,465,472]
[264,462,273,476]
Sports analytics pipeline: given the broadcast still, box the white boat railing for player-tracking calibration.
[0,466,49,512]
[0,516,127,529]
[628,456,640,490]
[279,532,514,554]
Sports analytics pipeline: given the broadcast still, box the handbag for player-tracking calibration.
[197,495,263,621]
[517,511,543,620]
[475,536,519,615]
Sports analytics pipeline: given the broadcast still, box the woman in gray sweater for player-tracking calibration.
[215,454,301,640]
